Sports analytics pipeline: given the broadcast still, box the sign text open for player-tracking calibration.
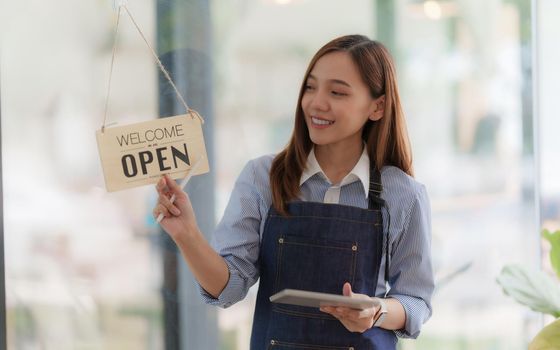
[96,113,209,192]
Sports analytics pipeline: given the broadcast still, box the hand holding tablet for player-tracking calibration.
[270,289,380,310]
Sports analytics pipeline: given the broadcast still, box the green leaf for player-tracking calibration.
[529,318,560,350]
[496,264,560,317]
[543,229,560,279]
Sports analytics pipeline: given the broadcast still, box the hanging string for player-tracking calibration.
[102,5,122,133]
[102,4,205,133]
[122,5,203,122]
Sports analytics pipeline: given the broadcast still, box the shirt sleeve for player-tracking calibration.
[198,160,262,308]
[388,185,435,338]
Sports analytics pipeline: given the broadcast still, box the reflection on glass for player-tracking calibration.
[393,0,539,349]
[2,1,163,349]
[537,1,560,334]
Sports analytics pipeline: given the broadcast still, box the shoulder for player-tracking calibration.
[237,154,275,204]
[247,154,275,177]
[242,154,275,185]
[380,166,429,212]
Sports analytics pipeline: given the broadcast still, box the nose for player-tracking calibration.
[307,88,329,112]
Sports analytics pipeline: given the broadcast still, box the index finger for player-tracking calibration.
[163,174,182,193]
[337,306,375,320]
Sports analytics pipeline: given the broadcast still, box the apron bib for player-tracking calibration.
[250,167,397,349]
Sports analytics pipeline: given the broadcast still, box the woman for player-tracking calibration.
[154,34,434,349]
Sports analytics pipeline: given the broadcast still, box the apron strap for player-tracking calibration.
[368,165,391,295]
[368,166,384,209]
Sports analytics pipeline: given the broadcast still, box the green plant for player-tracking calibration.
[497,229,560,350]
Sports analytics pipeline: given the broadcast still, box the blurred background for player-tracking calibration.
[0,0,559,349]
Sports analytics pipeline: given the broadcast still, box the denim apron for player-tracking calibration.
[250,166,397,349]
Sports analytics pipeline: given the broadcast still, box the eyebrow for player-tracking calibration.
[307,74,351,88]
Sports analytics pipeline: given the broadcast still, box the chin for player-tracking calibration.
[308,134,333,146]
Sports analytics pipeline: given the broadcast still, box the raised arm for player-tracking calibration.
[154,174,229,298]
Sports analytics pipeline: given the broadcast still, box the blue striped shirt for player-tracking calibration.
[199,151,434,339]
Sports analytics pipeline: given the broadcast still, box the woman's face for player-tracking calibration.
[301,51,382,149]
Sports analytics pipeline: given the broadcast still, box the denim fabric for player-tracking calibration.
[250,169,397,350]
[200,154,434,339]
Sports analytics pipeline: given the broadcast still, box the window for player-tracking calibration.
[1,0,554,349]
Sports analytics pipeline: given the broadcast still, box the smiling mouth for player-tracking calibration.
[311,117,334,125]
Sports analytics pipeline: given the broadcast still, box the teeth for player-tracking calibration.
[312,117,333,125]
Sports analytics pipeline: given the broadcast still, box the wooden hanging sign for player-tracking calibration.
[96,111,209,192]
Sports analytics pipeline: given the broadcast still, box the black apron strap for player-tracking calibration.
[368,164,391,293]
[368,165,384,209]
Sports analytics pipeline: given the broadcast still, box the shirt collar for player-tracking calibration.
[300,146,370,197]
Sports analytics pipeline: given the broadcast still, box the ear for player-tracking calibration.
[369,95,385,121]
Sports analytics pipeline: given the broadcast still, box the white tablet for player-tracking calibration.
[270,289,379,310]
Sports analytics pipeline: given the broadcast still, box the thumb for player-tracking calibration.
[343,282,354,297]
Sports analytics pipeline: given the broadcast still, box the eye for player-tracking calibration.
[304,84,315,91]
[331,91,348,96]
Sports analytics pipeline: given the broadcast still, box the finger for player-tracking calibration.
[156,177,171,196]
[334,306,351,318]
[343,282,353,297]
[153,203,170,220]
[158,191,181,216]
[321,309,365,333]
[320,307,342,319]
[326,307,349,320]
[337,307,375,320]
[357,307,376,319]
[323,311,340,321]
[163,174,184,195]
[155,177,180,215]
[163,174,190,206]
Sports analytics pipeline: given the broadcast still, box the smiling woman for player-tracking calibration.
[1,0,548,348]
[154,34,434,350]
[301,51,386,182]
[271,37,413,216]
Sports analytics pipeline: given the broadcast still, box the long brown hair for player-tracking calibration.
[270,35,413,215]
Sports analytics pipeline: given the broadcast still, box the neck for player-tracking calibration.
[314,139,363,184]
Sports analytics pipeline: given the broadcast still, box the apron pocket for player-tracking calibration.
[272,234,358,318]
[268,339,354,350]
[274,234,358,294]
